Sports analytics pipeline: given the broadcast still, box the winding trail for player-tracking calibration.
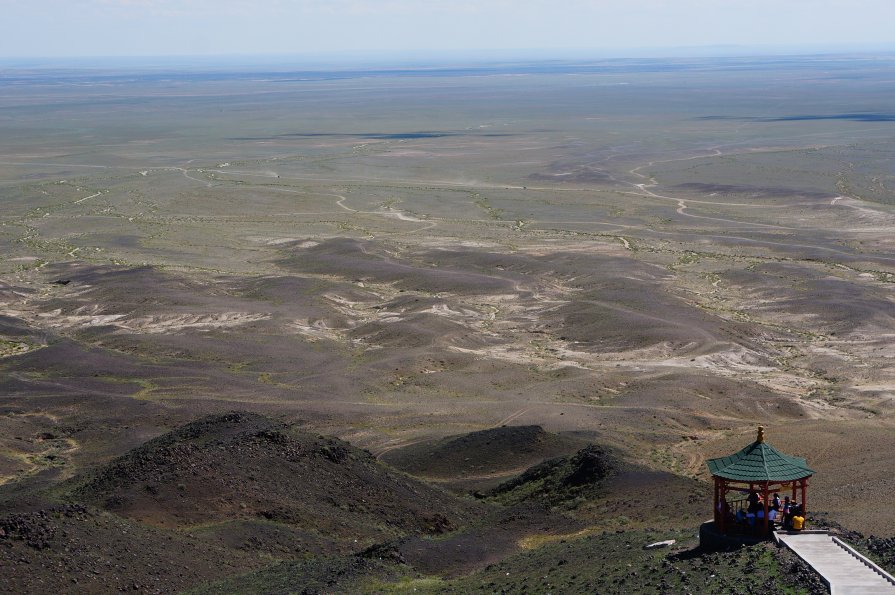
[372,437,428,460]
[494,407,531,427]
[627,183,796,230]
[174,167,214,187]
[73,191,102,204]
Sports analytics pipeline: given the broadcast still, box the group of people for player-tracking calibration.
[719,490,806,532]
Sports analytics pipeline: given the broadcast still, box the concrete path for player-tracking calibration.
[777,531,895,594]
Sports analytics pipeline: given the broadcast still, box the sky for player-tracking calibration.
[1,0,894,61]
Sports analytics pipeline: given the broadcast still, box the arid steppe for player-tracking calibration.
[1,55,895,592]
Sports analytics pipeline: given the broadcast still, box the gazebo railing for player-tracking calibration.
[726,497,749,515]
[719,495,783,535]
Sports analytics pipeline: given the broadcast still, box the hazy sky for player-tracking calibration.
[2,0,894,60]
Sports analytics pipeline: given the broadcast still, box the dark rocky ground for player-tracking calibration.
[191,528,828,594]
[432,529,829,595]
[0,504,261,594]
[1,412,832,594]
[66,411,475,544]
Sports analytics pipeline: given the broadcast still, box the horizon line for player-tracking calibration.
[4,43,895,69]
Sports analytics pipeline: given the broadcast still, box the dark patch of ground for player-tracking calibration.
[348,313,494,350]
[430,528,828,594]
[553,280,738,354]
[0,503,261,594]
[38,264,210,315]
[485,444,619,506]
[0,282,35,302]
[388,503,584,577]
[0,314,40,340]
[231,130,515,141]
[604,371,808,424]
[187,518,341,558]
[487,445,616,506]
[186,553,401,595]
[673,182,831,200]
[278,238,516,294]
[191,528,827,594]
[383,425,586,488]
[67,411,481,549]
[486,444,706,530]
[767,113,895,122]
[698,112,895,122]
[720,262,895,336]
[528,166,611,184]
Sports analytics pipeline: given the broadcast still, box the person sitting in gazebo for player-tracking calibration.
[747,490,761,514]
[783,501,796,530]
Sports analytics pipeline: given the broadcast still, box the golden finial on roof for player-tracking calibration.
[757,425,765,443]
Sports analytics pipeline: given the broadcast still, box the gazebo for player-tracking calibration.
[706,426,815,536]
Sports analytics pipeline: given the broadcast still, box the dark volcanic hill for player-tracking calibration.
[67,412,479,546]
[487,444,617,505]
[486,444,705,528]
[0,504,261,594]
[383,424,586,485]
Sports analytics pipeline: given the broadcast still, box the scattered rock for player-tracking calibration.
[645,539,676,549]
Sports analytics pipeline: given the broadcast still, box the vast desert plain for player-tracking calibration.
[2,54,895,592]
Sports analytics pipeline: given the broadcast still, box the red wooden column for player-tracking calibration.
[719,479,727,534]
[713,477,720,525]
[762,482,770,535]
[801,479,807,515]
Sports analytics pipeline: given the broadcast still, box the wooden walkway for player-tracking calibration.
[776,531,895,594]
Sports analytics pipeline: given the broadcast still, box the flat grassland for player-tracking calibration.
[1,55,895,580]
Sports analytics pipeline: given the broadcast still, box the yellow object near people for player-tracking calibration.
[793,516,805,530]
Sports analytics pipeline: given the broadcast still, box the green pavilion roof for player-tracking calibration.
[706,429,815,483]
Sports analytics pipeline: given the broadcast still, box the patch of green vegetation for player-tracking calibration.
[0,339,32,357]
[130,378,159,400]
[473,194,504,220]
[699,271,721,285]
[227,361,251,373]
[362,576,447,592]
[12,258,48,273]
[649,447,682,474]
[676,251,701,266]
